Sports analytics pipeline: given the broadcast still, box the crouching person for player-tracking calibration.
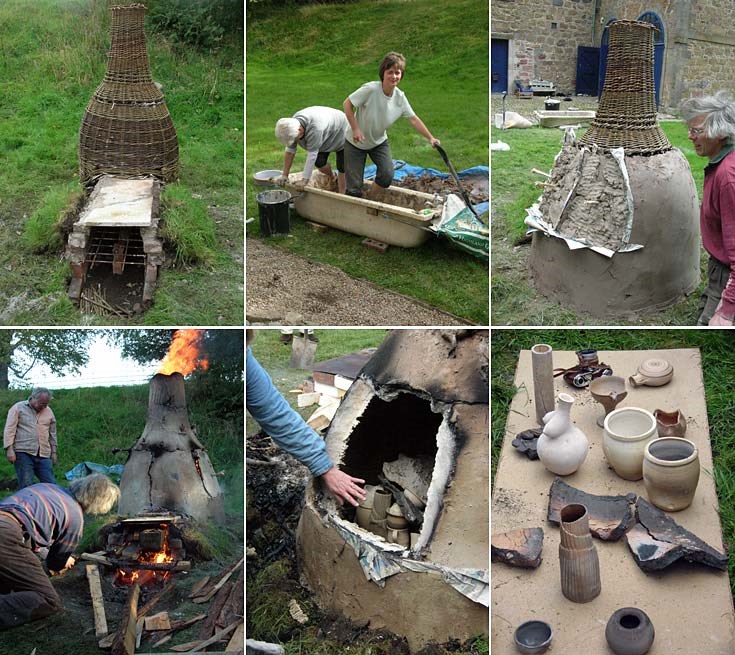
[0,473,120,629]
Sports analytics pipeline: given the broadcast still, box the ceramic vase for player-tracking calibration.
[558,504,601,603]
[537,393,589,476]
[643,437,700,511]
[355,505,373,529]
[532,344,555,425]
[653,409,687,437]
[603,407,658,480]
[605,607,655,655]
[371,488,392,521]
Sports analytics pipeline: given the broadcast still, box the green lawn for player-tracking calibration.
[246,0,489,324]
[0,0,243,325]
[491,121,709,326]
[491,329,735,596]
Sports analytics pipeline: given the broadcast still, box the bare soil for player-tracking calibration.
[246,239,469,326]
[396,174,489,204]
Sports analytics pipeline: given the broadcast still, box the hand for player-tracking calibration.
[352,128,365,144]
[5,447,15,464]
[274,174,288,186]
[292,177,308,189]
[52,453,57,466]
[320,467,366,506]
[709,311,733,326]
[65,556,76,570]
[430,137,441,147]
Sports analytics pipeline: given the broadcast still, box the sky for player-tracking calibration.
[12,335,160,390]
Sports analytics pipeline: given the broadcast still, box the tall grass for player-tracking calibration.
[0,0,243,325]
[246,0,489,323]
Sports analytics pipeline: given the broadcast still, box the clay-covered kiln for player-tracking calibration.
[527,21,700,317]
[118,373,224,524]
[296,330,488,650]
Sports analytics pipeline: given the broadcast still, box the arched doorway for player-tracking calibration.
[637,10,665,108]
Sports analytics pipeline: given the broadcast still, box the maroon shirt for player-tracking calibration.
[701,145,735,319]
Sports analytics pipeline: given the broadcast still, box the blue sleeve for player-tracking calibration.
[246,349,333,476]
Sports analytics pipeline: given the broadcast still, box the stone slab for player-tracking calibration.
[492,348,735,655]
[77,176,155,227]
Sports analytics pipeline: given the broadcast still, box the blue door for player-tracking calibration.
[491,39,509,93]
[638,11,665,108]
[576,46,600,96]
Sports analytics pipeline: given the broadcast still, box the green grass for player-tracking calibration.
[0,0,243,325]
[491,121,709,326]
[0,375,244,653]
[491,330,735,595]
[246,0,488,324]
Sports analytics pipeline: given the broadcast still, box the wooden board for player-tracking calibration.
[491,348,735,654]
[85,564,108,638]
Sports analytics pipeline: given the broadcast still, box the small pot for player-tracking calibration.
[629,358,673,387]
[355,505,373,529]
[514,620,553,654]
[386,503,408,529]
[387,528,410,547]
[643,437,700,511]
[603,407,658,480]
[653,409,687,437]
[605,607,655,655]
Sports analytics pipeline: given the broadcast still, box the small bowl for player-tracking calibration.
[514,620,553,654]
[253,169,282,186]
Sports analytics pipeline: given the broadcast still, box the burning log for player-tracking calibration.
[118,373,224,523]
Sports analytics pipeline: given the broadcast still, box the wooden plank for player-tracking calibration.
[82,552,114,567]
[188,577,211,598]
[190,620,242,653]
[192,557,243,604]
[138,577,175,619]
[225,622,244,652]
[144,612,171,632]
[85,564,108,638]
[111,582,139,655]
[199,582,233,640]
[296,392,320,408]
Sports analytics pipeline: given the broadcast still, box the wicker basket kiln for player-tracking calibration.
[79,4,178,183]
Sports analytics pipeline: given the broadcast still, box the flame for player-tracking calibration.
[158,329,209,375]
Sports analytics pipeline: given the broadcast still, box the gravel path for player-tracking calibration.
[246,239,469,326]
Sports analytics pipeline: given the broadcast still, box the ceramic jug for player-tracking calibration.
[603,407,658,480]
[629,358,673,388]
[643,437,700,511]
[537,393,589,476]
[558,504,601,603]
[653,409,687,437]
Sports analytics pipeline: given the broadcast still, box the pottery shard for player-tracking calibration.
[547,478,636,541]
[625,497,728,572]
[511,428,541,460]
[491,527,544,568]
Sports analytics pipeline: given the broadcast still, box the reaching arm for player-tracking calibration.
[281,149,296,178]
[408,115,440,146]
[343,97,364,144]
[3,405,18,463]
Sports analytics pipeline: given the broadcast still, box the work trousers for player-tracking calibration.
[344,140,394,197]
[697,256,732,325]
[14,452,56,489]
[0,514,62,629]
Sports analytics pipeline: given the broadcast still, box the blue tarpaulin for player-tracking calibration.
[65,461,125,482]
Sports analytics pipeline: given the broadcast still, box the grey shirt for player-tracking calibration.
[285,106,348,155]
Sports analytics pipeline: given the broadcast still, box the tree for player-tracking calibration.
[0,331,95,390]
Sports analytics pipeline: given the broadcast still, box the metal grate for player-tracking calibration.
[85,227,146,272]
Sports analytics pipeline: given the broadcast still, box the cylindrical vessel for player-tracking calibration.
[355,505,372,529]
[558,504,601,603]
[531,344,555,425]
[537,393,589,476]
[605,607,655,655]
[79,4,179,183]
[643,437,700,511]
[371,488,392,521]
[603,407,657,480]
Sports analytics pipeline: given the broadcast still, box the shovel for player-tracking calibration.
[434,144,479,219]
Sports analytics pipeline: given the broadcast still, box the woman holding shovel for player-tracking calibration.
[343,51,440,198]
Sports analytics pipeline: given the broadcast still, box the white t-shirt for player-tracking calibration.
[346,81,415,150]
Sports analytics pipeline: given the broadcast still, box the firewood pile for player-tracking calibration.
[87,556,243,653]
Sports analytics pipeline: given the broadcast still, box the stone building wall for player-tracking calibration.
[492,0,596,94]
[493,0,735,109]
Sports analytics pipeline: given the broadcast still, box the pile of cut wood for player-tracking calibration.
[86,555,243,654]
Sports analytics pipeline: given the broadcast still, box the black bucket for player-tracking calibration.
[544,98,560,111]
[256,189,291,236]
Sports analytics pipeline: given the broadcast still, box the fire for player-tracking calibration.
[158,329,209,375]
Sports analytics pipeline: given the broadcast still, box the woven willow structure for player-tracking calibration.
[79,4,178,183]
[580,20,670,155]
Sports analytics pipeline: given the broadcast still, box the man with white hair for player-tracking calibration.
[4,388,58,489]
[274,106,348,193]
[0,473,120,629]
[681,91,735,325]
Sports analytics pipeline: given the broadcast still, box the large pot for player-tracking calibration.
[603,407,657,481]
[643,437,700,511]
